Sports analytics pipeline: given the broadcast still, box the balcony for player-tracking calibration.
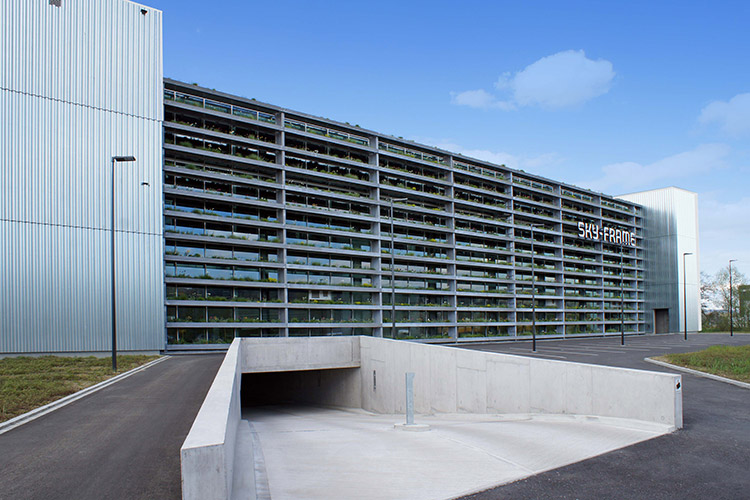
[379,142,448,166]
[453,160,508,181]
[284,118,369,146]
[164,88,277,124]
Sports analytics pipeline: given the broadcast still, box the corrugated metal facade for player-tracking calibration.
[0,0,163,118]
[617,188,700,333]
[1,0,164,353]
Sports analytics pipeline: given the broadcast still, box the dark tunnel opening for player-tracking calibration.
[241,367,360,409]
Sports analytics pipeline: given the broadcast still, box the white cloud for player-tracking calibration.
[449,89,514,110]
[699,92,750,137]
[699,196,750,275]
[451,50,615,111]
[501,50,615,108]
[581,143,730,193]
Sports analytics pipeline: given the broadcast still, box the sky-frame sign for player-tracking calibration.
[577,221,636,246]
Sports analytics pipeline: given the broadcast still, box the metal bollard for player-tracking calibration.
[405,372,415,425]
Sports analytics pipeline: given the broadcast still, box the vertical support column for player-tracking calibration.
[554,185,564,336]
[594,200,604,336]
[371,136,383,337]
[561,243,567,337]
[390,197,397,339]
[531,225,537,352]
[446,158,457,341]
[277,112,289,337]
[508,172,518,338]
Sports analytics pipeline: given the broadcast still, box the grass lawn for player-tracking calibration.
[655,345,750,384]
[0,355,160,423]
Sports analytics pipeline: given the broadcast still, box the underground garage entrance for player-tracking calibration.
[181,337,682,500]
[241,368,361,408]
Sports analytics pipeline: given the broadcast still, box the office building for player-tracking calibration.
[0,0,700,354]
[162,80,655,343]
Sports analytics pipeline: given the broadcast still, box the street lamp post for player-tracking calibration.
[389,197,408,338]
[729,259,737,336]
[110,155,136,371]
[682,252,693,341]
[530,225,539,352]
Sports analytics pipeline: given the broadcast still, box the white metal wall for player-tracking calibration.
[1,0,164,353]
[618,187,701,334]
[0,0,163,118]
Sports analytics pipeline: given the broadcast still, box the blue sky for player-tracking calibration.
[147,0,750,276]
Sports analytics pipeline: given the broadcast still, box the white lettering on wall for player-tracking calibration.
[576,221,636,246]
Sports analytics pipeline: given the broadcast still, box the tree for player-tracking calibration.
[715,264,748,329]
[700,271,717,316]
[700,271,720,330]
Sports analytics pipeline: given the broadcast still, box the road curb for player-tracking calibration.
[644,357,750,390]
[0,356,170,436]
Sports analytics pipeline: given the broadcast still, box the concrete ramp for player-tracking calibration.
[181,337,682,500]
[244,406,670,500]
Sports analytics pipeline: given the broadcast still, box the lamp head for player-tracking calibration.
[112,156,136,162]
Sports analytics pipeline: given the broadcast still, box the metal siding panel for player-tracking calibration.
[618,188,700,333]
[2,93,163,238]
[1,222,105,352]
[117,233,165,350]
[1,0,164,353]
[1,0,162,120]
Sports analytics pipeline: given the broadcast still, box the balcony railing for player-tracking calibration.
[379,142,447,166]
[561,188,594,203]
[284,118,369,146]
[453,161,508,180]
[164,89,276,124]
[512,177,554,193]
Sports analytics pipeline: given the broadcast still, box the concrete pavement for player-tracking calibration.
[0,354,222,500]
[457,333,750,500]
[243,406,670,500]
[3,333,745,500]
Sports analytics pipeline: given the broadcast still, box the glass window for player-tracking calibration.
[235,248,260,261]
[206,265,232,280]
[177,286,204,300]
[206,287,232,301]
[236,308,261,323]
[289,309,308,323]
[177,243,203,257]
[235,268,260,281]
[236,288,261,302]
[176,264,205,278]
[177,306,205,322]
[207,307,233,322]
[236,328,262,338]
[206,245,232,260]
[207,328,234,343]
[170,328,207,344]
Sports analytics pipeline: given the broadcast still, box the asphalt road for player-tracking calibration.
[0,354,222,500]
[456,333,750,500]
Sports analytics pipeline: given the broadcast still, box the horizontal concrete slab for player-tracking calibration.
[241,337,361,373]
